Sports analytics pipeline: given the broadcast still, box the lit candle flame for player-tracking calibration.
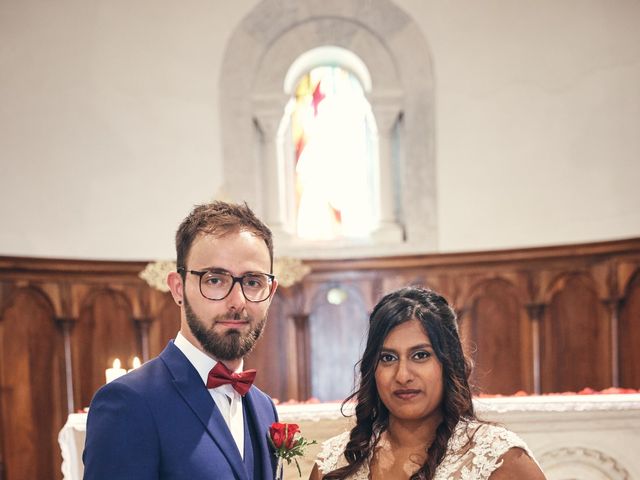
[132,356,141,369]
[113,358,121,369]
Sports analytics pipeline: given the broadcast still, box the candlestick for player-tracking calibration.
[105,358,127,383]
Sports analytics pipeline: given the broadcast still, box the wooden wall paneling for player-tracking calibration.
[429,272,459,307]
[398,270,429,292]
[73,288,139,409]
[244,292,293,402]
[455,272,488,388]
[619,269,640,388]
[379,271,421,299]
[147,293,180,359]
[541,273,611,393]
[279,284,312,401]
[308,283,369,402]
[348,276,376,315]
[0,287,65,480]
[524,303,545,395]
[0,281,25,480]
[523,270,544,394]
[302,270,374,313]
[130,284,150,361]
[467,278,532,395]
[286,285,311,401]
[0,240,639,480]
[369,275,385,309]
[617,258,640,293]
[289,313,311,401]
[0,283,5,480]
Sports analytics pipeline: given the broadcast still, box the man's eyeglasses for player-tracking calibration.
[178,267,275,303]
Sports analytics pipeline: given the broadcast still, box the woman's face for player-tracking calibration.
[374,318,444,424]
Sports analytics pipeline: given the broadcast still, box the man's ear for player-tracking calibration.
[167,271,184,306]
[269,278,279,301]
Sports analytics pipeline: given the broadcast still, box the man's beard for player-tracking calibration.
[183,293,266,360]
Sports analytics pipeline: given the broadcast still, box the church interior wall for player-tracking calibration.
[1,0,639,261]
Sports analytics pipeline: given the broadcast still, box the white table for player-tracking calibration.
[60,394,640,480]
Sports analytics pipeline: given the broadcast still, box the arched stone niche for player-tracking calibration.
[220,0,436,258]
[539,447,632,480]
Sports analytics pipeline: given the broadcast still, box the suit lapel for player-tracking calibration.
[160,342,248,480]
[244,388,277,480]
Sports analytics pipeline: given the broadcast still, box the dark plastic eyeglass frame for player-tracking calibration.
[177,267,275,303]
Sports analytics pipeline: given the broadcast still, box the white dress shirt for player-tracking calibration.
[174,332,245,457]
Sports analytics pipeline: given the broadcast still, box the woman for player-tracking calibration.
[310,286,545,480]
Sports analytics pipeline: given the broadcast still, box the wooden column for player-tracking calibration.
[603,298,623,388]
[56,317,77,414]
[290,314,311,401]
[134,317,152,362]
[525,303,545,395]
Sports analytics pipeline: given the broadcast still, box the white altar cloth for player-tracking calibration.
[60,394,640,480]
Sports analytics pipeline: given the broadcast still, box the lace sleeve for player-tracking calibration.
[437,421,541,480]
[315,431,351,475]
[475,424,538,471]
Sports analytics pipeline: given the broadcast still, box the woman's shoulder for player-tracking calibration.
[436,419,543,479]
[471,421,533,453]
[455,419,535,456]
[315,431,351,474]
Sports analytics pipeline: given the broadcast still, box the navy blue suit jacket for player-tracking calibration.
[83,341,278,479]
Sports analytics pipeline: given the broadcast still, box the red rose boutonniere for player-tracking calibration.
[269,422,316,478]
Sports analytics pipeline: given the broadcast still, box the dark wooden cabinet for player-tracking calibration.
[1,238,640,479]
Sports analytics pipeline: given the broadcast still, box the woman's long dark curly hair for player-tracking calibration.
[323,286,476,480]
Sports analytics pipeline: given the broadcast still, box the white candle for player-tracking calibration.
[105,358,127,383]
[128,356,141,372]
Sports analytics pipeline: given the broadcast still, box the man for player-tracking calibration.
[83,201,279,479]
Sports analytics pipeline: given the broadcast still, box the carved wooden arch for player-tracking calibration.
[0,284,56,322]
[621,266,640,299]
[77,285,134,316]
[542,270,601,306]
[463,276,527,313]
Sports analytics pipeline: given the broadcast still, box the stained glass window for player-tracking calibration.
[287,66,378,240]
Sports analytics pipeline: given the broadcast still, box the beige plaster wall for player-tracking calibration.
[1,0,638,259]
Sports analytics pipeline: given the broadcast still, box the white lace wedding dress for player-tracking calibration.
[315,420,540,479]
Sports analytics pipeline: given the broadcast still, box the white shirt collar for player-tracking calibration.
[174,331,244,386]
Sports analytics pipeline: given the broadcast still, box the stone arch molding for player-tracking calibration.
[539,447,632,480]
[220,0,436,259]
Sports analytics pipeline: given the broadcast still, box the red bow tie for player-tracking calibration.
[206,362,256,396]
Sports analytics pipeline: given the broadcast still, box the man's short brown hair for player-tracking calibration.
[175,201,274,273]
